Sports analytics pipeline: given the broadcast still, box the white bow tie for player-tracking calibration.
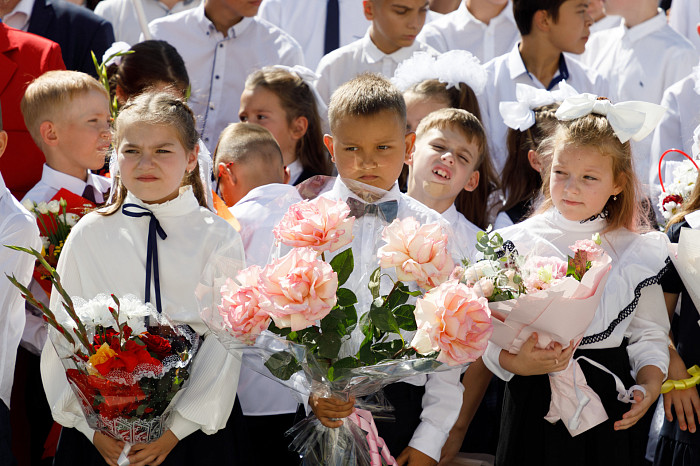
[499,82,579,131]
[555,93,666,143]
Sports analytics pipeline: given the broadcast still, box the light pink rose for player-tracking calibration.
[522,256,567,293]
[411,279,493,366]
[473,278,495,299]
[218,266,270,345]
[569,240,604,261]
[377,218,454,290]
[259,248,338,331]
[273,198,354,253]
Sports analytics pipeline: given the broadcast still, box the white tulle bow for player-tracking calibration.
[102,41,132,67]
[391,50,487,95]
[499,82,579,131]
[555,93,666,143]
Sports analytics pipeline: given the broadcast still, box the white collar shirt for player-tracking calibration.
[669,0,700,52]
[417,0,519,62]
[1,0,34,31]
[147,6,305,150]
[95,0,200,45]
[483,44,608,173]
[685,210,700,229]
[315,30,438,104]
[320,177,462,462]
[0,173,41,408]
[590,14,622,34]
[21,164,111,205]
[286,159,303,186]
[442,204,481,263]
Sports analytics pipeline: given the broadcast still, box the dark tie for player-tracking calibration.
[346,197,398,223]
[324,0,340,55]
[81,185,97,204]
[122,204,168,314]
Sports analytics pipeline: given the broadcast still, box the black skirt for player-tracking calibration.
[496,344,653,466]
[52,398,250,466]
[372,382,426,459]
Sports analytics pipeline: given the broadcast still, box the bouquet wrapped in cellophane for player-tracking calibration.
[198,178,493,466]
[6,246,200,466]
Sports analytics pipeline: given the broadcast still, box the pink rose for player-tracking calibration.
[377,218,454,290]
[411,280,493,366]
[569,240,604,261]
[273,198,354,253]
[218,266,270,345]
[522,256,567,293]
[473,278,495,299]
[259,248,338,331]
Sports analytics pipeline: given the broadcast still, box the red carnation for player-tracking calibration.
[140,333,172,360]
[662,194,683,210]
[93,340,162,376]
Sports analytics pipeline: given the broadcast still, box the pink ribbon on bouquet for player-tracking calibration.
[347,409,398,466]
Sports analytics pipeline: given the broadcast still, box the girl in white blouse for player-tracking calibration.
[41,91,247,466]
[482,99,671,465]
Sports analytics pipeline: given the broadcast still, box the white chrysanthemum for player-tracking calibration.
[73,294,155,336]
[65,213,80,227]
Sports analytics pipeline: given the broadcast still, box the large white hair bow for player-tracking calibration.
[499,82,579,131]
[555,93,666,143]
[102,41,132,67]
[391,50,487,95]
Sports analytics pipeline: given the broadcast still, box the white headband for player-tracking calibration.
[391,50,487,95]
[102,41,132,67]
[555,93,666,143]
[499,82,579,131]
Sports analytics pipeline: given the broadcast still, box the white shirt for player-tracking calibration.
[286,159,303,187]
[320,177,462,462]
[147,6,305,150]
[669,0,700,52]
[417,0,519,63]
[0,173,41,408]
[229,183,302,416]
[483,44,608,173]
[590,14,622,34]
[315,30,438,105]
[1,0,34,31]
[23,164,111,206]
[95,0,200,45]
[40,187,246,442]
[482,209,671,383]
[442,204,481,263]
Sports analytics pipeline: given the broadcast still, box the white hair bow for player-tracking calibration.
[391,50,487,95]
[555,93,666,143]
[499,82,579,131]
[271,65,328,121]
[102,41,132,67]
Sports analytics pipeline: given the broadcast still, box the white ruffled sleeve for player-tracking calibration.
[481,341,514,382]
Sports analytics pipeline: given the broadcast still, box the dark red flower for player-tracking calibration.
[93,340,162,376]
[662,194,683,209]
[140,333,172,360]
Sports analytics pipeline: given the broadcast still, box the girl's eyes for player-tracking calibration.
[583,175,598,181]
[377,145,390,150]
[345,146,359,152]
[239,115,248,122]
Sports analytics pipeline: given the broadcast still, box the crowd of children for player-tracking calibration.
[2,0,700,465]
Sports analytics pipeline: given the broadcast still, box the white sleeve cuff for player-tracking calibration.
[482,342,514,382]
[408,420,448,462]
[169,412,201,441]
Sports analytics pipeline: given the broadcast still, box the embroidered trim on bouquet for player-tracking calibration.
[496,240,519,259]
[580,257,671,345]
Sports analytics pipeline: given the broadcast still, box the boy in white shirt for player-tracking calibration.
[0,102,42,466]
[147,0,304,149]
[668,0,700,51]
[482,0,608,173]
[418,0,520,62]
[213,122,302,463]
[311,73,463,465]
[315,0,438,105]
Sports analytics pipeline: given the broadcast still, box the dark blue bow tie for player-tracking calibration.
[122,203,167,313]
[346,197,398,222]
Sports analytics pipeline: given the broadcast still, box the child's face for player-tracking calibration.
[239,86,302,166]
[546,0,593,54]
[325,110,414,191]
[53,90,111,172]
[405,93,448,133]
[364,0,429,54]
[408,126,480,204]
[549,142,621,221]
[118,122,198,204]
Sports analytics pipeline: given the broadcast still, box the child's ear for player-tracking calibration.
[40,121,59,146]
[363,0,374,20]
[283,165,291,185]
[115,85,127,106]
[323,134,336,162]
[464,170,480,193]
[290,116,308,141]
[532,9,551,33]
[404,131,416,164]
[527,149,543,173]
[186,144,199,173]
[0,131,7,159]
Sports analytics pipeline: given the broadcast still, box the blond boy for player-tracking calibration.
[313,74,463,465]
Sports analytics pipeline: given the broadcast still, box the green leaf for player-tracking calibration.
[317,331,342,359]
[369,300,400,334]
[264,351,301,380]
[330,249,354,287]
[368,267,381,300]
[320,305,357,336]
[384,283,410,310]
[299,327,321,346]
[336,288,358,307]
[267,320,292,337]
[393,304,417,331]
[371,339,404,359]
[327,356,360,381]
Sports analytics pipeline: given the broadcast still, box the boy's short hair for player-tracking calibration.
[513,0,566,35]
[327,73,406,133]
[213,122,283,168]
[20,70,108,146]
[415,108,487,164]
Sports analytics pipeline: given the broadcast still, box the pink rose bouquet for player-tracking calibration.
[218,266,269,345]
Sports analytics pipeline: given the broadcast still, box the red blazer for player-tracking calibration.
[0,23,65,200]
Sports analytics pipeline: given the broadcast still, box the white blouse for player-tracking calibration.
[40,187,246,442]
[482,209,671,382]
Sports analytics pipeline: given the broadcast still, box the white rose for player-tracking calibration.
[47,200,60,214]
[36,202,49,214]
[21,199,35,212]
[473,278,495,298]
[463,260,500,284]
[65,213,80,227]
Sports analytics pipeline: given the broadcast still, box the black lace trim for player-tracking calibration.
[580,257,671,346]
[580,209,608,224]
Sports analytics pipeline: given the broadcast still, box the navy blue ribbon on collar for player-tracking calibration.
[122,203,167,313]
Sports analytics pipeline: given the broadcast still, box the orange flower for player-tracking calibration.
[89,343,117,367]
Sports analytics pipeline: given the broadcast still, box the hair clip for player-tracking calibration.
[391,50,487,95]
[499,82,579,131]
[555,93,666,143]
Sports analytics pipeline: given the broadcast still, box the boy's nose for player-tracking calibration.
[441,152,455,165]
